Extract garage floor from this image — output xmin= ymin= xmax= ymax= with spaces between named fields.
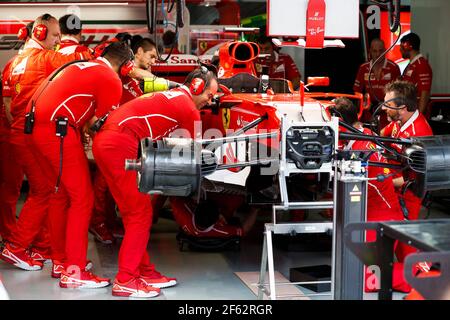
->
xmin=1 ymin=193 xmax=448 ymax=300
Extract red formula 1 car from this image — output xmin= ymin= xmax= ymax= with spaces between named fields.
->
xmin=166 ymin=40 xmax=368 ymax=247
xmin=199 ymin=40 xmax=366 ymax=206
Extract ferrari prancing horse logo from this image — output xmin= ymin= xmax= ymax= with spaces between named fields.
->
xmin=222 ymin=108 xmax=230 ymax=130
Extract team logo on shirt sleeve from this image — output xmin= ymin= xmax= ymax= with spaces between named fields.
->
xmin=391 ymin=126 xmax=398 ymax=137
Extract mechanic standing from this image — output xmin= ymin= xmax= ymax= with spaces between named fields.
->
xmin=353 ymin=38 xmax=401 ymax=128
xmin=0 ymin=14 xmax=92 ymax=271
xmin=57 ymin=14 xmax=91 ymax=55
xmin=0 ymin=22 xmax=51 ymax=261
xmin=381 ymin=80 xmax=433 ymax=272
xmin=0 ymin=69 xmax=17 ymax=246
xmin=92 ymin=67 xmax=218 ymax=298
xmin=0 ymin=23 xmax=33 ymax=247
xmin=399 ymin=33 xmax=433 ymax=116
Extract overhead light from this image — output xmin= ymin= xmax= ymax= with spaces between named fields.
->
xmin=201 ymin=0 xmax=220 ymax=7
xmin=2 ymin=2 xmax=129 ymax=6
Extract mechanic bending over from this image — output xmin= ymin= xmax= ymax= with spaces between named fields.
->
xmin=89 ymin=36 xmax=160 ymax=244
xmin=3 ymin=42 xmax=133 ymax=291
xmin=92 ymin=67 xmax=218 ymax=298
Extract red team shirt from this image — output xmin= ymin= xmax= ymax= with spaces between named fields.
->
xmin=382 ymin=110 xmax=433 ymax=153
xmin=382 ymin=111 xmax=433 ymax=218
xmin=27 ymin=57 xmax=122 ymax=129
xmin=57 ymin=36 xmax=91 ymax=55
xmin=345 ymin=127 xmax=402 ymax=219
xmin=401 ymin=54 xmax=432 ymax=98
xmin=354 ymin=59 xmax=401 ymax=103
xmin=8 ymin=39 xmax=91 ymax=131
xmin=120 ymin=75 xmax=143 ymax=105
xmin=1 ymin=58 xmax=14 ymax=98
xmin=1 ymin=58 xmax=14 ymax=136
xmin=103 ymin=86 xmax=201 ymax=141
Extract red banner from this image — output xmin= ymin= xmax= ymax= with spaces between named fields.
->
xmin=306 ymin=0 xmax=326 ymax=48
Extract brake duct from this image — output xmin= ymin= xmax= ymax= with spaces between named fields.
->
xmin=125 ymin=114 xmax=277 ymax=197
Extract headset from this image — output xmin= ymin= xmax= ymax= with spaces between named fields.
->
xmin=388 ymin=97 xmax=416 ymax=112
xmin=372 ymin=96 xmax=416 ymax=117
xmin=17 ymin=26 xmax=29 ymax=41
xmin=189 ymin=66 xmax=210 ymax=95
xmin=118 ymin=57 xmax=134 ymax=77
xmin=32 ymin=13 xmax=53 ymax=41
xmin=100 ymin=42 xmax=135 ymax=77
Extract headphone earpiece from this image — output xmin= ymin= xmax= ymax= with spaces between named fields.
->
xmin=393 ymin=97 xmax=416 ymax=112
xmin=33 ymin=24 xmax=48 ymax=41
xmin=96 ymin=41 xmax=134 ymax=77
xmin=17 ymin=26 xmax=29 ymax=41
xmin=119 ymin=48 xmax=135 ymax=77
xmin=94 ymin=42 xmax=109 ymax=58
xmin=189 ymin=66 xmax=209 ymax=95
xmin=190 ymin=78 xmax=206 ymax=95
xmin=119 ymin=59 xmax=134 ymax=77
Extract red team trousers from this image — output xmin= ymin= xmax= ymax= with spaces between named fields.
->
xmin=0 ymin=130 xmax=20 ymax=242
xmin=30 ymin=125 xmax=93 ymax=267
xmin=93 ymin=129 xmax=155 ymax=282
xmin=91 ymin=169 xmax=116 ymax=227
xmin=7 ymin=130 xmax=51 ymax=250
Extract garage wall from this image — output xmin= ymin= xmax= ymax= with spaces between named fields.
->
xmin=411 ymin=0 xmax=450 ymax=94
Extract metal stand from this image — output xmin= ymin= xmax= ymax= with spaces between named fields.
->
xmin=257 ymin=114 xmax=368 ymax=300
xmin=257 ymin=117 xmax=337 ymax=300
xmin=331 ymin=160 xmax=367 ymax=300
xmin=257 ymin=220 xmax=334 ymax=300
xmin=344 ymin=219 xmax=450 ymax=300
xmin=257 ymin=160 xmax=368 ymax=300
